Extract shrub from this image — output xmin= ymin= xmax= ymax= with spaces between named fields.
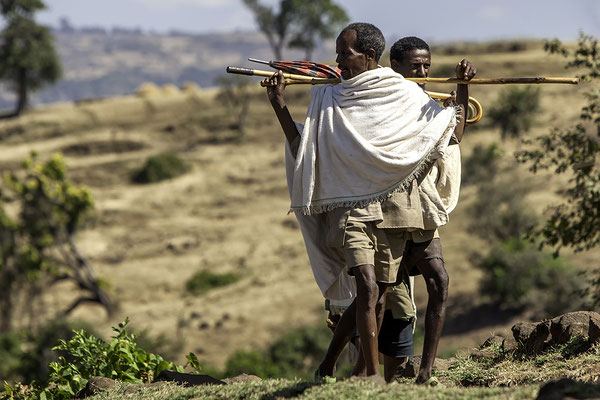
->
xmin=185 ymin=270 xmax=239 ymax=296
xmin=132 ymin=153 xmax=190 ymax=184
xmin=488 ymin=86 xmax=541 ymax=139
xmin=223 ymin=325 xmax=333 ymax=380
xmin=1 ymin=319 xmax=200 ymax=400
xmin=470 ymin=177 xmax=538 ymax=242
xmin=477 ymin=238 xmax=586 ymax=318
xmin=462 ymin=143 xmax=503 ymax=186
xmin=44 ymin=318 xmax=197 ymax=399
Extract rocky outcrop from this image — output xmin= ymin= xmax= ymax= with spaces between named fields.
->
xmin=512 ymin=311 xmax=600 ymax=356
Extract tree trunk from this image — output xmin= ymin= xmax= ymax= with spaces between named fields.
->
xmin=16 ymin=68 xmax=28 ymax=116
xmin=305 ymin=46 xmax=314 ymax=62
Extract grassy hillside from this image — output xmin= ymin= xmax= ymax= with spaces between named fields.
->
xmin=0 ymin=40 xmax=596 ymax=381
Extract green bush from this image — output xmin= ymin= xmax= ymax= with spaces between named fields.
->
xmin=132 ymin=153 xmax=190 ymax=184
xmin=224 ymin=349 xmax=280 ymax=379
xmin=488 ymin=87 xmax=541 ymax=139
xmin=46 ymin=318 xmax=197 ymax=399
xmin=470 ymin=177 xmax=538 ymax=242
xmin=1 ymin=319 xmax=200 ymax=400
xmin=462 ymin=143 xmax=503 ymax=186
xmin=477 ymin=238 xmax=586 ymax=318
xmin=185 ymin=270 xmax=239 ymax=296
xmin=224 ymin=325 xmax=334 ymax=380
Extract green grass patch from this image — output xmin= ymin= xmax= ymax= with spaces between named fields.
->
xmin=86 ymin=378 xmax=540 ymax=400
xmin=132 ymin=153 xmax=190 ymax=184
xmin=185 ymin=270 xmax=239 ymax=296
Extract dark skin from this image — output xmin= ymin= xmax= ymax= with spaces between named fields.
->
xmin=391 ymin=47 xmax=477 ymax=384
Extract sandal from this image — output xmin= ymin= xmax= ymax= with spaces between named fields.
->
xmin=419 ymin=376 xmax=443 ymax=387
xmin=314 ymin=369 xmax=336 ymax=384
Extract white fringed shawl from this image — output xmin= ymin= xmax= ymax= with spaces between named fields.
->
xmin=289 ymin=67 xmax=458 ymax=215
xmin=284 ymin=67 xmax=459 ymax=300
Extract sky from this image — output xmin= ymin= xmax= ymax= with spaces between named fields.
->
xmin=38 ymin=0 xmax=600 ymax=43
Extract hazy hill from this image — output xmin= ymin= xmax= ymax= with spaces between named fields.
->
xmin=0 ymin=30 xmax=336 ymax=110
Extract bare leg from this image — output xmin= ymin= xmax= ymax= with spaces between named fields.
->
xmin=353 ymin=264 xmax=386 ymax=376
xmin=383 ymin=355 xmax=407 ymax=383
xmin=351 ymin=337 xmax=366 ymax=376
xmin=352 ymin=276 xmax=387 ymax=377
xmin=317 ymin=300 xmax=358 ymax=377
xmin=415 ymin=258 xmax=448 ymax=383
xmin=318 ymin=265 xmax=387 ymax=378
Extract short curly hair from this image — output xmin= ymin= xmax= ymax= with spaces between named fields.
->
xmin=340 ymin=22 xmax=386 ymax=62
xmin=390 ymin=36 xmax=430 ymax=63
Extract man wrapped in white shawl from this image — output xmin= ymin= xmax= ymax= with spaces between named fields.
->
xmin=263 ymin=22 xmax=468 ymax=380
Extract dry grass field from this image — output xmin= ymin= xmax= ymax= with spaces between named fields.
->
xmin=0 ymin=43 xmax=597 ymax=371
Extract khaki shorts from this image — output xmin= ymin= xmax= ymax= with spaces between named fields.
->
xmin=406 ymin=229 xmax=439 ymax=243
xmin=342 ymin=217 xmax=406 ymax=284
xmin=402 ymin=237 xmax=444 ymax=276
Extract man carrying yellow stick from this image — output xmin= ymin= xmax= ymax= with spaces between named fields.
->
xmin=263 ymin=22 xmax=472 ymax=381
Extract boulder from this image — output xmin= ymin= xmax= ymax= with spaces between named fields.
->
xmin=512 ymin=321 xmax=551 ymax=356
xmin=550 ymin=311 xmax=600 ymax=345
xmin=589 ymin=316 xmax=600 ymax=345
xmin=480 ymin=335 xmax=505 ymax=349
xmin=512 ymin=321 xmax=538 ymax=343
xmin=536 ymin=378 xmax=600 ymax=400
xmin=502 ymin=335 xmax=518 ymax=352
xmin=75 ymin=377 xmax=120 ymax=398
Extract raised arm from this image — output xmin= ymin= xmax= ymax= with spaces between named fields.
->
xmin=263 ymin=70 xmax=300 ymax=145
xmin=452 ymin=59 xmax=477 ymax=143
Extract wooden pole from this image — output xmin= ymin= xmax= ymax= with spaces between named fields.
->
xmin=226 ymin=66 xmax=579 ymax=85
xmin=409 ymin=77 xmax=579 ymax=85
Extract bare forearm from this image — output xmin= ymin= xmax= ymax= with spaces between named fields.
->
xmin=270 ymin=97 xmax=299 ymax=144
xmin=453 ymin=84 xmax=469 ymax=143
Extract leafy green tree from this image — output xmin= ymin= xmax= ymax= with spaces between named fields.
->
xmin=517 ymin=33 xmax=600 ymax=254
xmin=286 ymin=0 xmax=348 ymax=60
xmin=0 ymin=153 xmax=109 ymax=333
xmin=0 ymin=0 xmax=62 ymax=117
xmin=488 ymin=86 xmax=541 ymax=139
xmin=242 ymin=0 xmax=348 ymax=60
xmin=242 ymin=0 xmax=294 ymax=60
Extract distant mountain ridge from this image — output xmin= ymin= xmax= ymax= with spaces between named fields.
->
xmin=0 ymin=30 xmax=335 ymax=110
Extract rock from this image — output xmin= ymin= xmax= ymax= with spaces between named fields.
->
xmin=480 ymin=335 xmax=505 ymax=349
xmin=75 ymin=377 xmax=119 ymax=398
xmin=153 ymin=370 xmax=227 ymax=387
xmin=536 ymin=378 xmax=600 ymax=400
xmin=550 ymin=311 xmax=600 ymax=345
xmin=589 ymin=316 xmax=600 ymax=345
xmin=512 ymin=322 xmax=538 ymax=343
xmin=512 ymin=321 xmax=551 ymax=356
xmin=502 ymin=336 xmax=518 ymax=352
xmin=223 ymin=373 xmax=262 ymax=384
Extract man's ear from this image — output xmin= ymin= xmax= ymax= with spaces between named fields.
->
xmin=390 ymin=59 xmax=400 ymax=71
xmin=365 ymin=48 xmax=377 ymax=61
